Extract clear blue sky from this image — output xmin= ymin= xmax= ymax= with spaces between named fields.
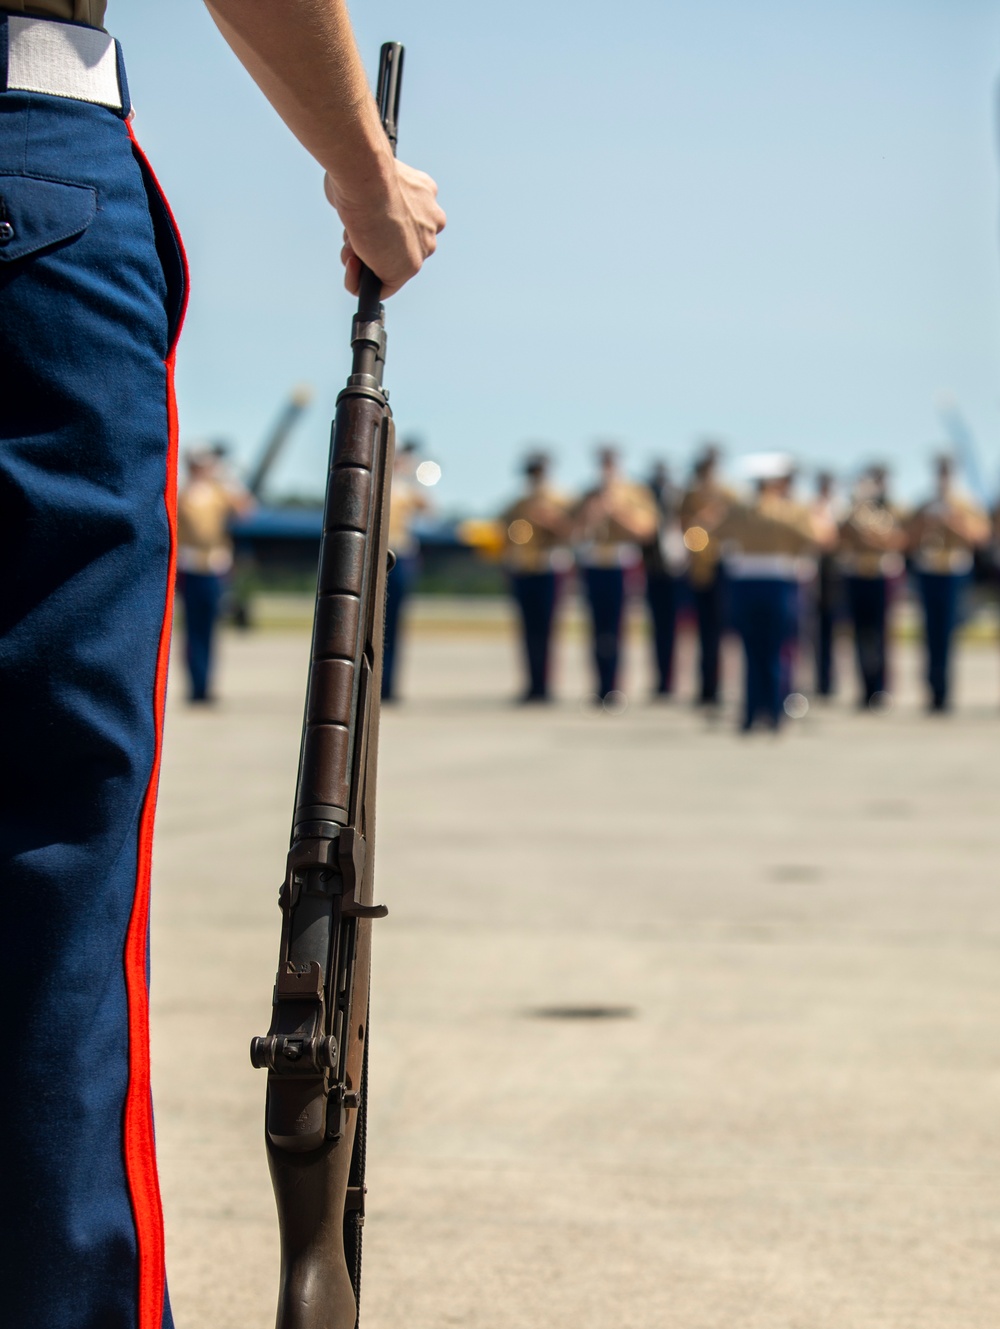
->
xmin=114 ymin=1 xmax=1000 ymax=509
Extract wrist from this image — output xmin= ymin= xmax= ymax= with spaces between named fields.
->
xmin=323 ymin=115 xmax=396 ymax=217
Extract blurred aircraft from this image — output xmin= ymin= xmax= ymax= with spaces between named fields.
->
xmin=938 ymin=397 xmax=990 ymax=508
xmin=245 ymin=384 xmax=314 ymax=499
xmin=225 ymin=385 xmax=317 ymax=626
xmin=227 ymin=402 xmax=481 ymax=619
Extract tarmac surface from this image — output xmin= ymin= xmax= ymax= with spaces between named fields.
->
xmin=154 ymin=599 xmax=1000 ymax=1328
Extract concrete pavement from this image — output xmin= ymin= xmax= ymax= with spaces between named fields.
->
xmin=153 ymin=604 xmax=1000 ymax=1328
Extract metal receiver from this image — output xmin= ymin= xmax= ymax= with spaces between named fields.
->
xmin=251 ymin=42 xmax=404 ymax=1329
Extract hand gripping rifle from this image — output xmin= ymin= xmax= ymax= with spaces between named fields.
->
xmin=250 ymin=42 xmax=404 ymax=1329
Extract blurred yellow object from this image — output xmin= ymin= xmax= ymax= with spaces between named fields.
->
xmin=684 ymin=525 xmax=710 ymax=553
xmin=457 ymin=518 xmax=506 ymax=561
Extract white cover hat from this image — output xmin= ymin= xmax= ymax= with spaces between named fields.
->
xmin=737 ymin=451 xmax=796 ymax=481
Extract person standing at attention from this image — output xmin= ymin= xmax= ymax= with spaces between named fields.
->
xmin=382 ymin=440 xmax=432 ymax=701
xmin=176 ymin=448 xmax=254 ymax=703
xmin=680 ymin=446 xmax=732 ymax=710
xmin=641 ymin=458 xmax=687 ymax=698
xmin=0 ymin=3 xmax=445 ymax=1326
xmin=837 ymin=464 xmax=906 ymax=709
xmin=500 ymin=451 xmax=572 ymax=702
xmin=709 ymin=455 xmax=819 ymax=732
xmin=810 ymin=471 xmax=841 ymax=699
xmin=573 ymin=446 xmax=657 ymax=704
xmin=907 ymin=455 xmax=989 ymax=712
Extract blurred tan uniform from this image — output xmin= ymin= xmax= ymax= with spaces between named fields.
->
xmin=907 ymin=494 xmax=988 ymax=575
xmin=680 ymin=470 xmax=735 ymax=706
xmin=907 ymin=476 xmax=988 ymax=711
xmin=501 ymin=471 xmax=571 ymax=701
xmin=990 ymin=501 xmax=1000 ymax=585
xmin=716 ymin=486 xmax=817 ymax=730
xmin=0 ymin=1 xmax=105 ymax=23
xmin=838 ymin=498 xmax=906 ymax=578
xmin=574 ymin=469 xmax=656 ymax=699
xmin=500 ymin=488 xmax=571 ymax=573
xmin=176 ymin=461 xmax=252 ymax=703
xmin=836 ymin=491 xmax=904 ymax=707
xmin=176 ymin=475 xmax=244 ymax=575
xmin=573 ymin=479 xmax=657 ymax=568
xmin=382 ymin=460 xmax=429 ymax=700
xmin=714 ymin=491 xmax=816 ymax=568
xmin=387 ymin=480 xmax=427 ymax=560
xmin=679 ymin=478 xmax=731 ymax=588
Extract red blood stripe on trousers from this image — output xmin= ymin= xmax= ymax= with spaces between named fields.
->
xmin=122 ymin=124 xmax=189 ymax=1329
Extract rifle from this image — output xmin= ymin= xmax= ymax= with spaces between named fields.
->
xmin=250 ymin=42 xmax=404 ymax=1329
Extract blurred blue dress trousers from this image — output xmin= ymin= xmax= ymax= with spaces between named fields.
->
xmin=731 ymin=576 xmax=798 ymax=730
xmin=918 ymin=572 xmax=965 ymax=711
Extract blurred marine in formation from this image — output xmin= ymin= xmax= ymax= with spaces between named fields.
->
xmin=176 ymin=449 xmax=254 ymax=703
xmin=809 ymin=472 xmax=841 ymax=698
xmin=837 ymin=464 xmax=905 ymax=708
xmin=500 ymin=453 xmax=571 ymax=702
xmin=382 ymin=440 xmax=430 ymax=701
xmin=906 ymin=455 xmax=989 ymax=712
xmin=711 ymin=455 xmax=817 ymax=731
xmin=573 ymin=447 xmax=657 ymax=701
xmin=641 ymin=460 xmax=687 ymax=697
xmin=680 ymin=447 xmax=730 ymax=708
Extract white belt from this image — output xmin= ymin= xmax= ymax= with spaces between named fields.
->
xmin=838 ymin=550 xmax=904 ymax=579
xmin=914 ymin=548 xmax=973 ymax=576
xmin=727 ymin=552 xmax=800 ymax=579
xmin=576 ymin=541 xmax=641 ymax=570
xmin=5 ymin=16 xmax=123 ymax=111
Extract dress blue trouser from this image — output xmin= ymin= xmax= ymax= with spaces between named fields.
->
xmin=846 ymin=575 xmax=888 ymax=703
xmin=179 ymin=570 xmax=225 ymax=701
xmin=691 ymin=571 xmax=725 ymax=703
xmin=583 ymin=566 xmax=625 ymax=697
xmin=645 ymin=572 xmax=678 ymax=693
xmin=731 ymin=577 xmax=797 ymax=729
xmin=382 ymin=553 xmax=416 ymax=699
xmin=510 ymin=570 xmax=557 ymax=697
xmin=815 ymin=605 xmax=835 ymax=696
xmin=0 ymin=28 xmax=185 ymax=1329
xmin=814 ymin=560 xmax=838 ymax=697
xmin=918 ymin=572 xmax=964 ymax=707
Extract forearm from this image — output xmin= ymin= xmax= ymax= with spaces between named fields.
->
xmin=204 ymin=0 xmax=394 ymax=206
xmin=949 ymin=513 xmax=989 ymax=545
xmin=607 ymin=510 xmax=655 ymax=542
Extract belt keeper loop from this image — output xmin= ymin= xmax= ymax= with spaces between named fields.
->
xmin=114 ymin=37 xmax=130 ymax=120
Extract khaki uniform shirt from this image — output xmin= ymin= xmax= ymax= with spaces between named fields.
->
xmin=715 ymin=492 xmax=816 ymax=575
xmin=500 ymin=486 xmax=571 ymax=574
xmin=177 ymin=479 xmax=241 ymax=576
xmin=680 ymin=481 xmax=733 ymax=587
xmin=907 ymin=494 xmax=987 ymax=575
xmin=1 ymin=1 xmax=106 ymax=25
xmin=387 ymin=480 xmax=426 ymax=560
xmin=573 ymin=480 xmax=657 ymax=569
xmin=838 ymin=500 xmax=905 ymax=578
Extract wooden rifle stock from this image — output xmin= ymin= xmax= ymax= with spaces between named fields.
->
xmin=250 ymin=42 xmax=404 ymax=1329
